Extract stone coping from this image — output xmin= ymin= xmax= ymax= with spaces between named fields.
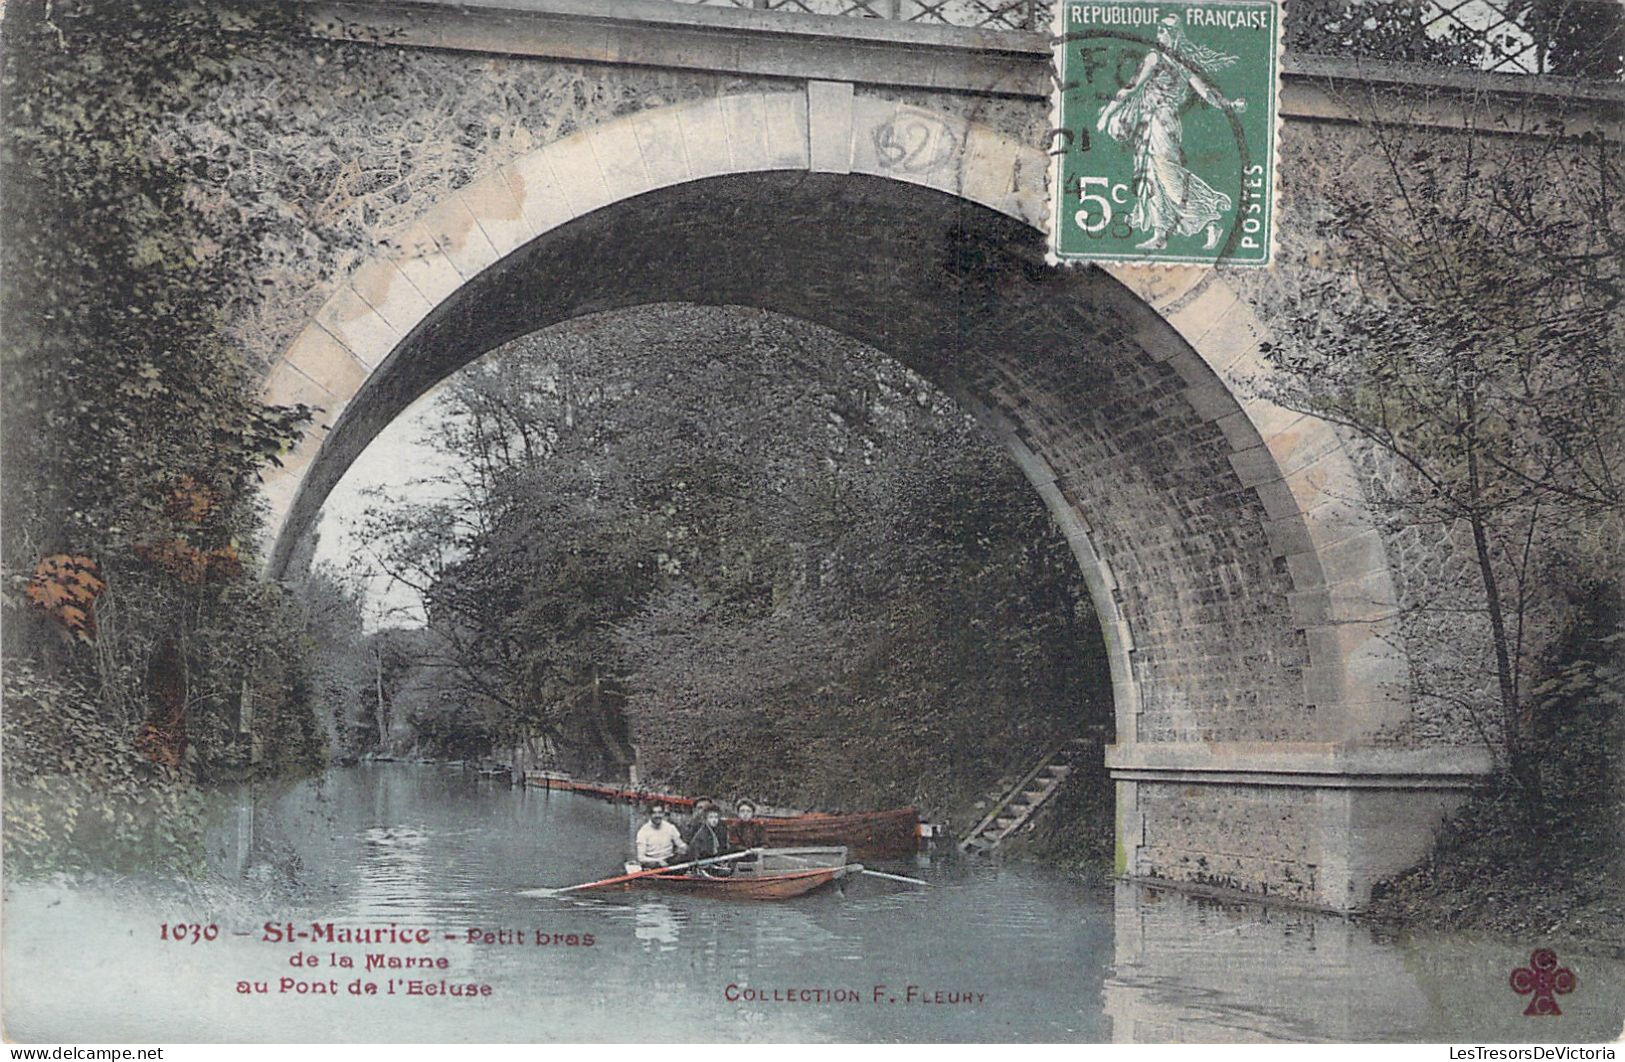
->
xmin=1107 ymin=741 xmax=1496 ymax=788
xmin=380 ymin=0 xmax=1041 ymax=50
xmin=302 ymin=0 xmax=1625 ymax=116
xmin=307 ymin=0 xmax=1039 ymax=96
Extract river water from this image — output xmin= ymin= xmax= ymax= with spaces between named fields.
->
xmin=4 ymin=765 xmax=1621 ymax=1042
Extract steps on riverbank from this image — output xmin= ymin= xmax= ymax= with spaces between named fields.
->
xmin=958 ymin=737 xmax=1093 ymax=855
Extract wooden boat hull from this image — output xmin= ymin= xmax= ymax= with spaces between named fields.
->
xmin=736 ymin=807 xmax=918 ymax=856
xmin=521 ymin=771 xmax=917 ymax=855
xmin=623 ymin=863 xmax=860 ymax=900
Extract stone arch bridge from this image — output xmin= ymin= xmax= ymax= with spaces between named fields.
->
xmin=222 ymin=0 xmax=1621 ymax=910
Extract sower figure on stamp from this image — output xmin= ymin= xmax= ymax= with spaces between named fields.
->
xmin=1097 ymin=12 xmax=1246 ymax=251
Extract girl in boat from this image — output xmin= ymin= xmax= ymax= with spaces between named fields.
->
xmin=687 ymin=806 xmax=733 ymax=877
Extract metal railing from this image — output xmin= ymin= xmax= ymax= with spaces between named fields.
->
xmin=1287 ymin=0 xmax=1625 ymax=77
xmin=675 ymin=0 xmax=1625 ymax=77
xmin=687 ymin=0 xmax=1052 ymax=32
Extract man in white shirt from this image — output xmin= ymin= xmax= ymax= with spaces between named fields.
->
xmin=635 ymin=803 xmax=688 ymax=869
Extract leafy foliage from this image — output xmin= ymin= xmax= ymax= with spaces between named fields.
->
xmin=353 ymin=306 xmax=1111 ymax=822
xmin=1287 ymin=0 xmax=1624 ymax=76
xmin=1265 ymin=117 xmax=1621 ymax=797
xmin=1288 ymin=0 xmax=1483 ymax=66
xmin=1370 ymin=589 xmax=1623 ymax=938
xmin=1 ymin=0 xmax=338 ymax=875
xmin=1 ymin=663 xmax=207 ymax=877
xmin=24 ymin=554 xmax=107 ymax=642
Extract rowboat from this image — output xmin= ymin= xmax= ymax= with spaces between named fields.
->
xmin=624 ymin=863 xmax=861 ymax=899
xmin=530 ymin=845 xmax=926 ymax=901
xmin=618 ymin=847 xmax=861 ymax=900
xmin=732 ymin=806 xmax=919 ymax=857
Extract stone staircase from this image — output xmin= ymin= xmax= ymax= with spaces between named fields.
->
xmin=959 ymin=737 xmax=1092 ymax=855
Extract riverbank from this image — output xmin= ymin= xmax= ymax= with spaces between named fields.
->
xmin=1355 ymin=589 xmax=1625 ymax=954
xmin=1366 ymin=699 xmax=1623 ymax=951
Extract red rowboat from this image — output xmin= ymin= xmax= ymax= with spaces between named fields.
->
xmin=732 ymin=806 xmax=918 ymax=857
xmin=623 ymin=863 xmax=860 ymax=899
xmin=617 ymin=847 xmax=859 ymax=900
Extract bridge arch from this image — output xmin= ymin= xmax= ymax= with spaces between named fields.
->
xmin=259 ymin=89 xmax=1482 ymax=908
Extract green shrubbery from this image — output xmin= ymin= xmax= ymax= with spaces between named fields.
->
xmin=1370 ymin=583 xmax=1624 ymax=941
xmin=1 ymin=1 xmax=338 ymax=877
xmin=1 ymin=663 xmax=207 ymax=877
xmin=357 ymin=306 xmax=1113 ymax=822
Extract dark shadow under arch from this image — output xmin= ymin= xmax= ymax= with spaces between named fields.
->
xmin=275 ymin=170 xmax=1315 ymax=749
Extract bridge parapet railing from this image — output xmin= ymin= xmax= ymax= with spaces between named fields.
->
xmin=1286 ymin=0 xmax=1623 ymax=77
xmin=685 ymin=0 xmax=1049 ymax=32
xmin=676 ymin=0 xmax=1624 ymax=78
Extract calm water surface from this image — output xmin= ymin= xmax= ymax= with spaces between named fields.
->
xmin=4 ymin=766 xmax=1621 ymax=1042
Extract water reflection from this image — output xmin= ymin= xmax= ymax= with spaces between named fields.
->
xmin=634 ymin=901 xmax=681 ymax=950
xmin=356 ymin=827 xmax=430 ymax=919
xmin=1107 ymin=882 xmax=1624 ymax=1042
xmin=3 ymin=765 xmax=1620 ymax=1043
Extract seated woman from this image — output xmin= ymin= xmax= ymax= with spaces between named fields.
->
xmin=724 ymin=799 xmax=767 ymax=872
xmin=730 ymin=799 xmax=767 ymax=851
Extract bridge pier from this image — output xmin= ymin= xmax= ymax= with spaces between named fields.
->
xmin=1110 ymin=744 xmax=1493 ymax=909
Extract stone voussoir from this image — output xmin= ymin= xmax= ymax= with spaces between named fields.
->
xmin=280 ymin=324 xmax=368 ymax=401
xmin=347 ymin=257 xmax=437 ymax=338
xmin=456 ymin=172 xmax=540 ymax=260
xmin=312 ymin=287 xmax=399 ymax=371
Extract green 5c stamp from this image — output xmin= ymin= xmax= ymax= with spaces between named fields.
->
xmin=1050 ymin=0 xmax=1280 ymax=266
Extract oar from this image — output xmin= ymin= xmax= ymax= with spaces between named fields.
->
xmin=769 ymin=849 xmax=931 ymax=887
xmin=526 ymin=849 xmax=759 ymax=897
xmin=858 ymin=868 xmax=931 ymax=886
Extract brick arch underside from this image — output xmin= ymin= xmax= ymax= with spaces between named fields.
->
xmin=269 ymin=171 xmax=1382 ymax=748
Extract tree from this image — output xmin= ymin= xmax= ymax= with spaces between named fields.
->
xmin=355 ymin=349 xmax=666 ymax=765
xmin=1264 ymin=116 xmax=1622 ymax=799
xmin=0 ymin=4 xmax=370 ymax=879
xmin=286 ymin=562 xmax=373 ymax=751
xmin=1511 ymin=0 xmax=1625 ymax=78
xmin=1287 ymin=0 xmax=1483 ymax=66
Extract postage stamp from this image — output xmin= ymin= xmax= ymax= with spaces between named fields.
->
xmin=1049 ymin=0 xmax=1281 ymax=266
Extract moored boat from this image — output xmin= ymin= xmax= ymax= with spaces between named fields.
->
xmin=733 ymin=806 xmax=918 ymax=857
xmin=520 ymin=771 xmax=918 ymax=854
